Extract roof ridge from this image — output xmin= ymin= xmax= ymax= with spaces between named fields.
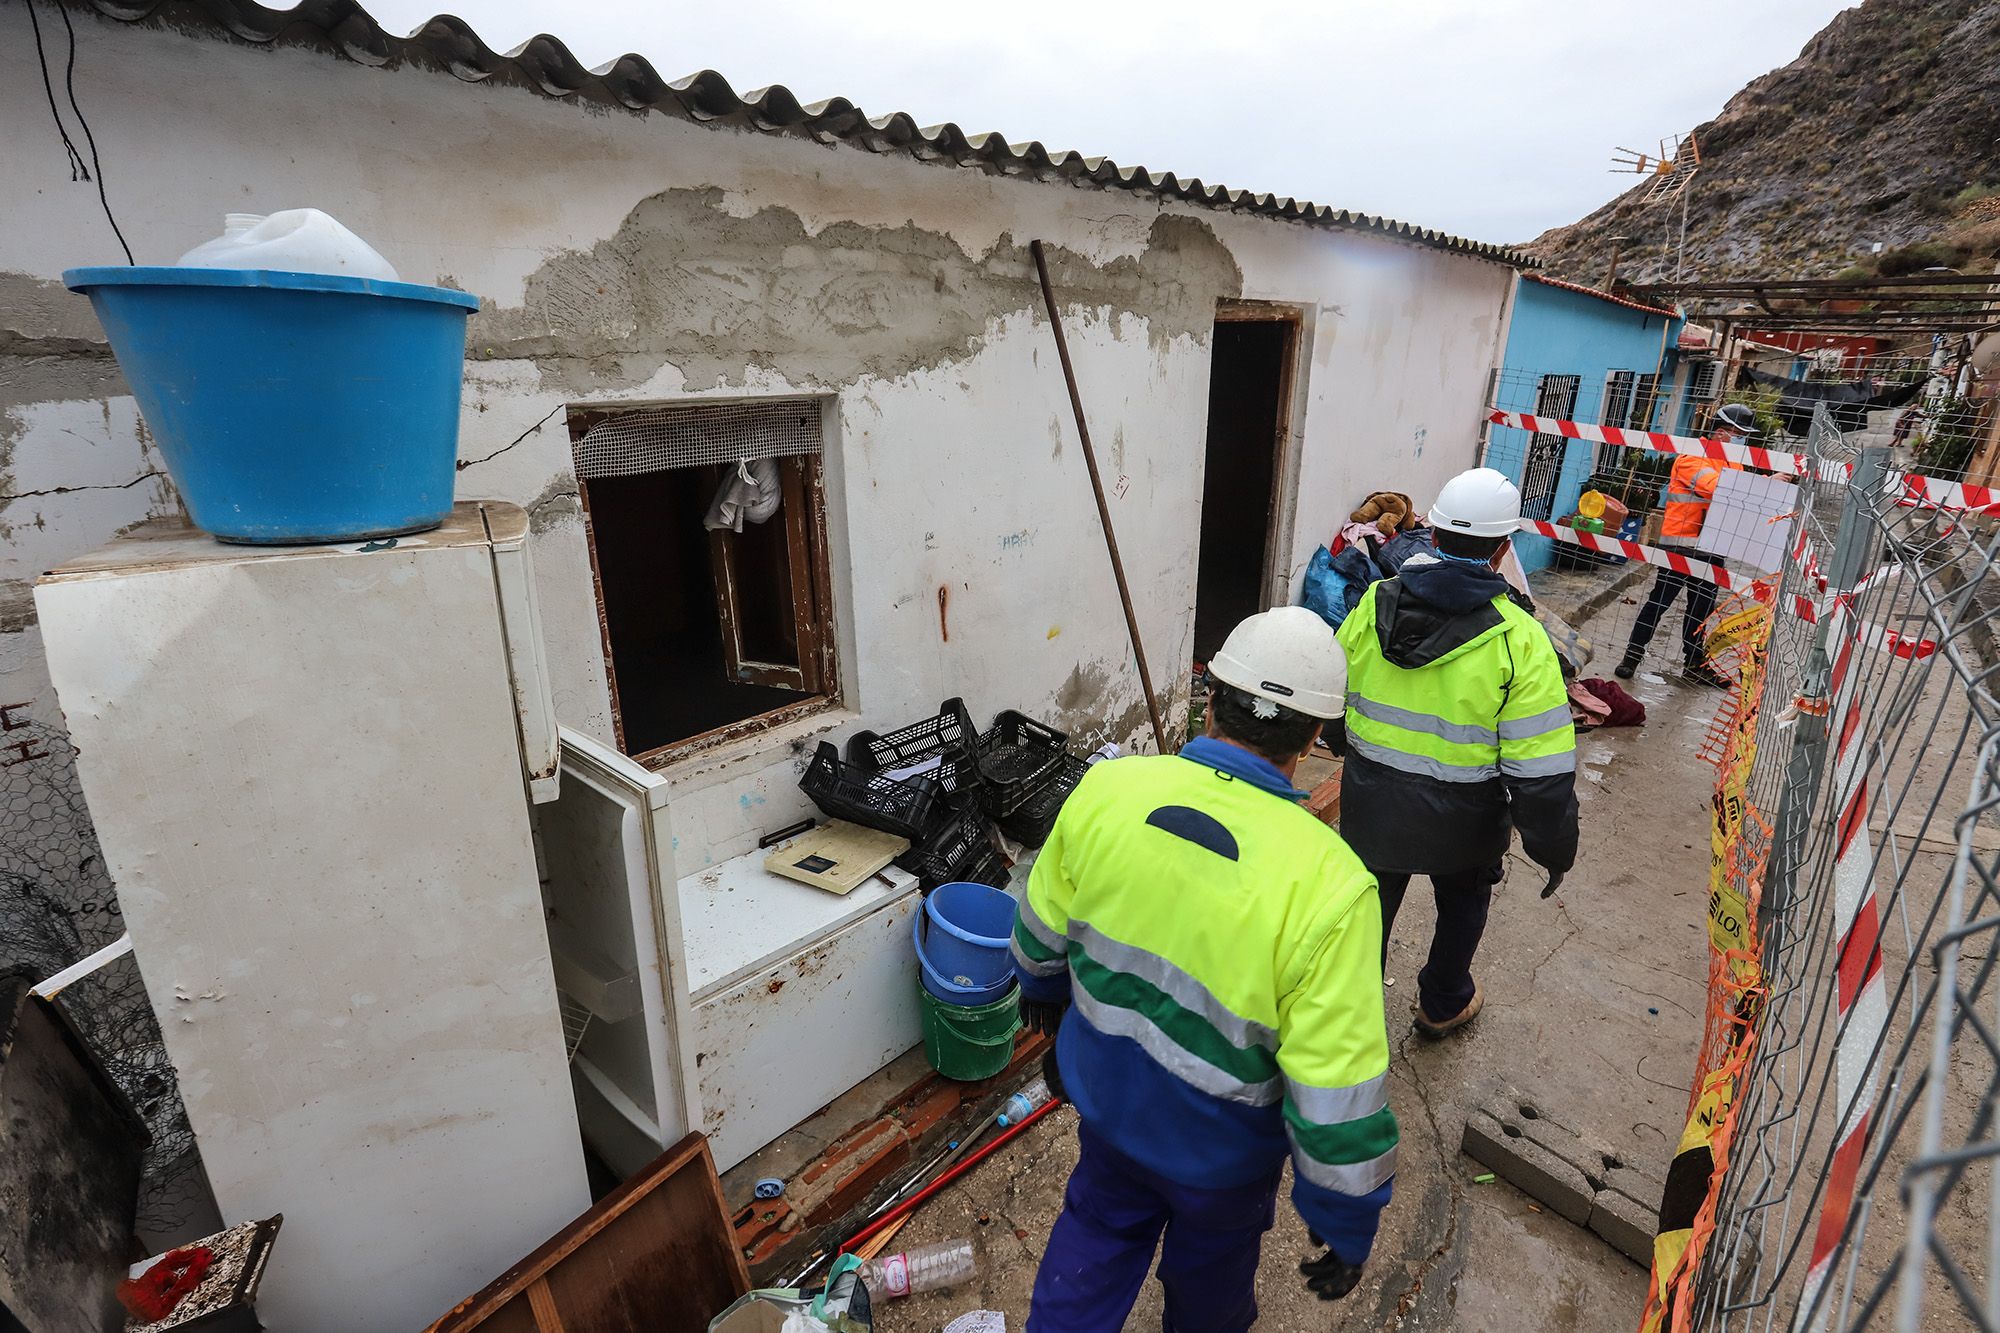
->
xmin=79 ymin=0 xmax=1535 ymax=266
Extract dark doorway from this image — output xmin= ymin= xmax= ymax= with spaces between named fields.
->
xmin=1194 ymin=313 xmax=1298 ymax=663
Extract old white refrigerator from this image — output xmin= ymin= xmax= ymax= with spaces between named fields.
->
xmin=33 ymin=501 xmax=694 ymax=1330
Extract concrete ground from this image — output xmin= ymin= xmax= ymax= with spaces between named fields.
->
xmin=875 ymin=592 xmax=1725 ymax=1331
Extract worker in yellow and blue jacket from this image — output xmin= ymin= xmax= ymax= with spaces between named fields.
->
xmin=1013 ymin=607 xmax=1394 ymax=1332
xmin=1334 ymin=467 xmax=1579 ymax=1039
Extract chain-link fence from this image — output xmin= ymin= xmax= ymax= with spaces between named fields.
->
xmin=1617 ymin=403 xmax=2000 ymax=1331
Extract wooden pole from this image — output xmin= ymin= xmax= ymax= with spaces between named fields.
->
xmin=1029 ymin=240 xmax=1171 ymax=755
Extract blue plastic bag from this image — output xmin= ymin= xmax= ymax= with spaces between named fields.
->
xmin=1302 ymin=545 xmax=1350 ymax=628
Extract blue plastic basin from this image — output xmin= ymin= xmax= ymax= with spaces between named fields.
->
xmin=913 ymin=881 xmax=1017 ymax=1005
xmin=64 ymin=267 xmax=481 ymax=544
xmin=913 ymin=910 xmax=1015 ymax=1007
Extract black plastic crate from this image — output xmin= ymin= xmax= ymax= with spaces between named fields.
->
xmin=958 ymin=847 xmax=1012 ymax=891
xmin=847 ymin=698 xmax=983 ymax=805
xmin=997 ymin=752 xmax=1090 ymax=848
xmin=896 ymin=803 xmax=998 ymax=889
xmin=799 ymin=742 xmax=950 ymax=842
xmin=975 ymin=711 xmax=1069 ymax=817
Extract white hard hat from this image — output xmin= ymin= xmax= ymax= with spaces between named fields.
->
xmin=1207 ymin=606 xmax=1347 ymax=720
xmin=1429 ymin=467 xmax=1523 ymax=537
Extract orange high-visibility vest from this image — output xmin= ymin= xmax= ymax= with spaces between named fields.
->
xmin=1660 ymin=453 xmax=1742 ymax=548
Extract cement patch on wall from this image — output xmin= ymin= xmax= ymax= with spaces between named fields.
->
xmin=472 ymin=187 xmax=1243 ymax=395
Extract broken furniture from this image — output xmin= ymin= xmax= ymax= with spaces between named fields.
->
xmin=0 ymin=986 xmax=281 ymax=1332
xmin=427 ymin=1133 xmax=748 ymax=1332
xmin=0 ymin=990 xmax=147 ymax=1331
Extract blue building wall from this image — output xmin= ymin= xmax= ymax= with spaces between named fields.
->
xmin=1485 ymin=277 xmax=1681 ymax=573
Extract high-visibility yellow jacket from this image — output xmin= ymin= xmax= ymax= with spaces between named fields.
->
xmin=1011 ymin=737 xmax=1396 ymax=1262
xmin=1335 ymin=559 xmax=1579 ymax=876
xmin=1661 ymin=453 xmax=1742 ymax=547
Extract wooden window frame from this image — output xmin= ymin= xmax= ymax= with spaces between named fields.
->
xmin=570 ymin=409 xmax=840 ymax=773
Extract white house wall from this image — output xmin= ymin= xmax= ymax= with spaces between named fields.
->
xmin=0 ymin=13 xmax=1513 ymax=921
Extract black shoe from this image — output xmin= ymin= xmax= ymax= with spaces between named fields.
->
xmin=1683 ymin=661 xmax=1732 ymax=689
xmin=1614 ymin=653 xmax=1640 ymax=681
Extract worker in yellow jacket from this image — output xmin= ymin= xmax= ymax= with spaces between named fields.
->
xmin=1614 ymin=402 xmax=1756 ymax=687
xmin=1334 ymin=467 xmax=1578 ymax=1038
xmin=1014 ymin=607 xmax=1393 ymax=1331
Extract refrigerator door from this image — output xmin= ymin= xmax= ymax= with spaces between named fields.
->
xmin=479 ymin=501 xmax=561 ymax=803
xmin=35 ymin=507 xmax=588 ymax=1333
xmin=537 ymin=728 xmax=700 ymax=1179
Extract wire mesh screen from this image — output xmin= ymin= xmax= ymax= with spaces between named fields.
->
xmin=572 ymin=398 xmax=823 ymax=479
xmin=1624 ymin=403 xmax=2000 ymax=1331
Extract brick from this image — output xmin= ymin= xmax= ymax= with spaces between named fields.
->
xmin=1461 ymin=1109 xmax=1595 ymax=1225
xmin=1303 ymin=778 xmax=1340 ymax=827
xmin=1587 ymin=1184 xmax=1658 ymax=1267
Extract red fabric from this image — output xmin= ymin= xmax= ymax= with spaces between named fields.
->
xmin=117 ymin=1245 xmax=216 ymax=1321
xmin=1579 ymin=678 xmax=1646 ymax=727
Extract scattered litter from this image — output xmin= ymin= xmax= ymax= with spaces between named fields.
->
xmin=1384 ymin=977 xmax=1395 ymax=987
xmin=1473 ymin=1172 xmax=1496 ymax=1183
xmin=1648 ymin=1007 xmax=1660 ymax=1015
xmin=943 ymin=1311 xmax=1007 ymax=1333
xmin=754 ymin=1177 xmax=786 ymax=1200
xmin=1528 ymin=1203 xmax=1543 ymax=1214
xmin=977 ymin=1212 xmax=992 ymax=1226
xmin=1013 ymin=1228 xmax=1029 ymax=1241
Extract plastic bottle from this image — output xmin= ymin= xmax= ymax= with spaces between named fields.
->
xmin=857 ymin=1238 xmax=977 ymax=1299
xmin=175 ymin=209 xmax=400 ymax=282
xmin=997 ymin=1076 xmax=1052 ymax=1127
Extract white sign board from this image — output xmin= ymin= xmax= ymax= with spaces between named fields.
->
xmin=1697 ymin=469 xmax=1799 ymax=574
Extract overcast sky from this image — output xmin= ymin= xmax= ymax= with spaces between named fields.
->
xmin=362 ymin=0 xmax=1855 ymax=243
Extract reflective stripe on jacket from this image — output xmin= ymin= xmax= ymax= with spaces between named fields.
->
xmin=1336 ymin=580 xmax=1579 ymax=875
xmin=1010 ymin=748 xmax=1396 ymax=1262
xmin=1660 ymin=453 xmax=1741 ymax=547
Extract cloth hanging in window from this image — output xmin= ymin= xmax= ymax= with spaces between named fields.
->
xmin=703 ymin=457 xmax=782 ymax=532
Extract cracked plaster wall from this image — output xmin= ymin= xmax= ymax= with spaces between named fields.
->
xmin=0 ymin=14 xmax=1513 ymax=904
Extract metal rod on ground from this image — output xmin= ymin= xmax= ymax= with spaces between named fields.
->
xmin=1029 ymin=239 xmax=1170 ymax=754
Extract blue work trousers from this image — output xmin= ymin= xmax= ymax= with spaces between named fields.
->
xmin=1028 ymin=1123 xmax=1280 ymax=1333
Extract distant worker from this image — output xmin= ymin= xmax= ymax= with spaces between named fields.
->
xmin=1013 ymin=607 xmax=1395 ymax=1331
xmin=1613 ymin=403 xmax=1756 ymax=688
xmin=1332 ymin=467 xmax=1578 ymax=1039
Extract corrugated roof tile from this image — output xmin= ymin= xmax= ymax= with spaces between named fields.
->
xmin=78 ymin=0 xmax=1535 ymax=266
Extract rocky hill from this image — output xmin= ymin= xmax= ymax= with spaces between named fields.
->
xmin=1526 ymin=0 xmax=2000 ymax=283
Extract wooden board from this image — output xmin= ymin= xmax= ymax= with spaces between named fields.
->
xmin=763 ymin=820 xmax=909 ymax=895
xmin=425 ymin=1134 xmax=748 ymax=1333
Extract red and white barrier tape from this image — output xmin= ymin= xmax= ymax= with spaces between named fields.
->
xmin=1486 ymin=410 xmax=1838 ymax=479
xmin=1524 ymin=521 xmax=1938 ymax=660
xmin=1519 ymin=520 xmax=1766 ymax=595
xmin=1489 ymin=409 xmax=2000 ymax=514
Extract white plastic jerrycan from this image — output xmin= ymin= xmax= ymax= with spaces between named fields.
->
xmin=176 ymin=209 xmax=400 ymax=282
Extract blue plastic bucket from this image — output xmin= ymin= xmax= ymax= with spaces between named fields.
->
xmin=912 ymin=910 xmax=1014 ymax=1006
xmin=63 ymin=267 xmax=481 ymax=544
xmin=917 ymin=881 xmax=1016 ymax=996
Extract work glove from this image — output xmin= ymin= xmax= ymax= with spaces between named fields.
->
xmin=1021 ymin=995 xmax=1068 ymax=1036
xmin=1041 ymin=1041 xmax=1067 ymax=1103
xmin=1540 ymin=869 xmax=1566 ymax=900
xmin=1301 ymin=1233 xmax=1364 ymax=1301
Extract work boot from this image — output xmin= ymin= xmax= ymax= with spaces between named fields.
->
xmin=1413 ymin=984 xmax=1482 ymax=1040
xmin=1614 ymin=649 xmax=1642 ymax=680
xmin=1682 ymin=660 xmax=1733 ymax=689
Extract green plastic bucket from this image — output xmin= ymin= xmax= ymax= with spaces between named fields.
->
xmin=919 ymin=979 xmax=1021 ymax=1081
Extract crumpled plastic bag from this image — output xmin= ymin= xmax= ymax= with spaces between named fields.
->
xmin=704 ymin=457 xmax=783 ymax=532
xmin=1301 ymin=545 xmax=1350 ymax=628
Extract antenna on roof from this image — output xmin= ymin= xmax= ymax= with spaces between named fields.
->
xmin=1610 ymin=130 xmax=1701 ymax=281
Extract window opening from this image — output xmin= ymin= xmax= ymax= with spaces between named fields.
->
xmin=1520 ymin=374 xmax=1580 ymax=522
xmin=570 ymin=400 xmax=836 ymax=762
